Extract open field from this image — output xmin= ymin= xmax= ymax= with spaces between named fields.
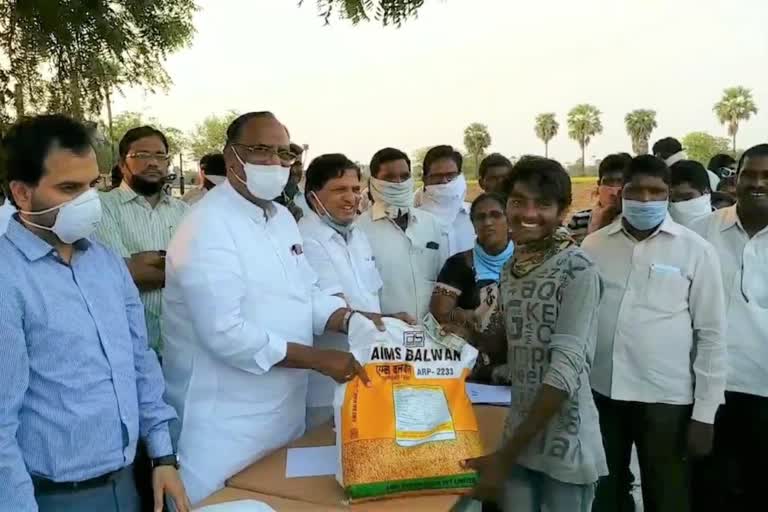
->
xmin=466 ymin=177 xmax=597 ymax=219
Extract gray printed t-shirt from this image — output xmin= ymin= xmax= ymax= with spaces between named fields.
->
xmin=499 ymin=246 xmax=607 ymax=485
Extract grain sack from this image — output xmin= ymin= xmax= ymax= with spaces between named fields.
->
xmin=334 ymin=316 xmax=482 ymax=502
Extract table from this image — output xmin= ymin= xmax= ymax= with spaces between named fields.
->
xmin=225 ymin=405 xmax=507 ymax=510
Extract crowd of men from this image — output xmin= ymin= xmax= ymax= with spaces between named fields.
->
xmin=0 ymin=111 xmax=765 ymax=512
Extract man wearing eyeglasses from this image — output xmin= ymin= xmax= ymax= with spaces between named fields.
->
xmin=161 ymin=111 xmax=393 ymax=505
xmin=95 ymin=126 xmax=189 ymax=357
xmin=690 ymin=144 xmax=768 ymax=511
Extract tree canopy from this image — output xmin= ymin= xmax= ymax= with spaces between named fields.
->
xmin=0 ymin=1 xmax=196 ymax=123
xmin=567 ymin=104 xmax=602 ymax=173
xmin=187 ymin=111 xmax=240 ymax=160
xmin=624 ymin=109 xmax=657 ymax=155
xmin=534 ymin=113 xmax=559 ymax=158
xmin=463 ymin=122 xmax=492 ymax=174
xmin=713 ymin=86 xmax=758 ymax=151
xmin=308 ymin=0 xmax=425 ymax=25
xmin=681 ymin=132 xmax=731 ymax=165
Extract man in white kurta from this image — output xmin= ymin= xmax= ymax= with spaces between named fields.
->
xmin=298 ymin=153 xmax=385 ymax=428
xmin=162 ymin=112 xmax=373 ymax=505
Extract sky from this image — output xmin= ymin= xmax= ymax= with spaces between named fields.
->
xmin=113 ymin=0 xmax=768 ymax=165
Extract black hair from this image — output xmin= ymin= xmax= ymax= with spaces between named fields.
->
xmin=305 ymin=154 xmax=361 ymax=207
xmin=201 ymin=153 xmax=226 ymax=177
xmin=3 ymin=114 xmax=93 ymax=192
xmin=624 ymin=155 xmax=670 ymax=185
xmin=119 ymin=126 xmax=169 ymax=160
xmin=651 ymin=137 xmax=683 ymax=160
xmin=598 ymin=153 xmax=632 ymax=180
xmin=737 ymin=144 xmax=768 ymax=174
xmin=707 ymin=153 xmax=736 ymax=172
xmin=111 ymin=165 xmax=123 ymax=188
xmin=422 ymin=145 xmax=463 ymax=177
xmin=479 ymin=153 xmax=512 ymax=180
xmin=711 ymin=191 xmax=737 ymax=208
xmin=670 ymin=160 xmax=711 ymax=193
xmin=369 ymin=147 xmax=410 ymax=178
xmin=470 ymin=192 xmax=507 ymax=221
xmin=503 ymin=157 xmax=572 ymax=212
xmin=225 ymin=111 xmax=277 ymax=144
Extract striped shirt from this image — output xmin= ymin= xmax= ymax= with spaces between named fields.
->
xmin=95 ymin=182 xmax=188 ymax=353
xmin=0 ymin=219 xmax=176 ymax=512
xmin=567 ymin=208 xmax=592 ymax=242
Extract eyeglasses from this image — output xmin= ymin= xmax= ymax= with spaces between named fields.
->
xmin=719 ymin=167 xmax=737 ymax=178
xmin=472 ymin=211 xmax=506 ymax=222
xmin=231 ymin=144 xmax=298 ymax=166
xmin=127 ymin=152 xmax=172 ymax=163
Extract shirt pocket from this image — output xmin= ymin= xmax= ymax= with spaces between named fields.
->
xmin=360 ymin=257 xmax=384 ymax=294
xmin=645 ymin=264 xmax=690 ymax=312
xmin=412 ymin=243 xmax=440 ymax=285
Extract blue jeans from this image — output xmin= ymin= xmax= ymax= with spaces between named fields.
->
xmin=35 ymin=467 xmax=140 ymax=512
xmin=503 ymin=465 xmax=595 ymax=512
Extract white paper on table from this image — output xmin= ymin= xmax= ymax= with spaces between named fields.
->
xmin=285 ymin=445 xmax=338 ymax=478
xmin=465 ymin=383 xmax=511 ymax=405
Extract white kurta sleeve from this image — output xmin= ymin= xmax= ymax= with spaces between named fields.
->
xmin=174 ymin=239 xmax=288 ymax=375
xmin=689 ymin=243 xmax=727 ymax=424
xmin=304 ymin=256 xmax=346 ymax=336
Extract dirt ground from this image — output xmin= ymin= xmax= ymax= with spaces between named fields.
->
xmin=467 ymin=181 xmax=596 ymax=220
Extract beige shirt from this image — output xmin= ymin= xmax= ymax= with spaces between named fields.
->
xmin=690 ymin=207 xmax=768 ymax=397
xmin=357 ymin=203 xmax=446 ymax=321
xmin=95 ymin=182 xmax=189 ymax=353
xmin=582 ymin=215 xmax=726 ymax=423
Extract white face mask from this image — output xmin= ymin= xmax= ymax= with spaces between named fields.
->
xmin=205 ymin=175 xmax=226 ymax=187
xmin=421 ymin=175 xmax=467 ymax=224
xmin=369 ymin=177 xmax=415 ymax=218
xmin=232 ymin=149 xmax=290 ymax=200
xmin=669 ymin=194 xmax=712 ymax=226
xmin=20 ymin=188 xmax=102 ymax=243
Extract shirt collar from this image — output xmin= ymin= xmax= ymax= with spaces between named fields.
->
xmin=607 ymin=213 xmax=682 ymax=238
xmin=304 ymin=209 xmax=343 ymax=242
xmin=370 ymin=202 xmax=417 ymax=225
xmin=117 ymin=181 xmax=171 ymax=207
xmin=4 ymin=216 xmax=90 ymax=262
xmin=220 ymin=180 xmax=276 ymax=223
xmin=719 ymin=205 xmax=740 ymax=232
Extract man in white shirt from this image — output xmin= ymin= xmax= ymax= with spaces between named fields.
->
xmin=689 ymin=144 xmax=768 ymax=511
xmin=668 ymin=159 xmax=713 ymax=227
xmin=182 ymin=153 xmax=227 ymax=205
xmin=0 ymin=193 xmax=16 ymax=235
xmin=418 ymin=145 xmax=474 ymax=257
xmin=299 ymin=153 xmax=414 ymax=428
xmin=161 ymin=112 xmax=386 ymax=505
xmin=654 ymin=136 xmax=720 ymax=191
xmin=583 ymin=155 xmax=726 ymax=512
xmin=357 ymin=147 xmax=446 ymax=322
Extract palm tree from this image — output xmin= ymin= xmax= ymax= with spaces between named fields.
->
xmin=567 ymin=104 xmax=603 ymax=174
xmin=534 ymin=113 xmax=559 ymax=158
xmin=714 ymin=86 xmax=758 ymax=152
xmin=624 ymin=109 xmax=657 ymax=155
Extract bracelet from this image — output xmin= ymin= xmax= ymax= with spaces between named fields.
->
xmin=342 ymin=308 xmax=355 ymax=333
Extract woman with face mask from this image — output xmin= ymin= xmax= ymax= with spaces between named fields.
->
xmin=429 ymin=193 xmax=512 ymax=384
xmin=669 ymin=160 xmax=714 ymax=227
xmin=463 ymin=157 xmax=607 ymax=511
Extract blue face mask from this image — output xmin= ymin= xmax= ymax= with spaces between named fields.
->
xmin=473 ymin=241 xmax=515 ymax=282
xmin=622 ymin=199 xmax=669 ymax=231
xmin=311 ymin=191 xmax=355 ymax=239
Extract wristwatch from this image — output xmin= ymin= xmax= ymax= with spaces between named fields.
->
xmin=151 ymin=454 xmax=179 ymax=469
